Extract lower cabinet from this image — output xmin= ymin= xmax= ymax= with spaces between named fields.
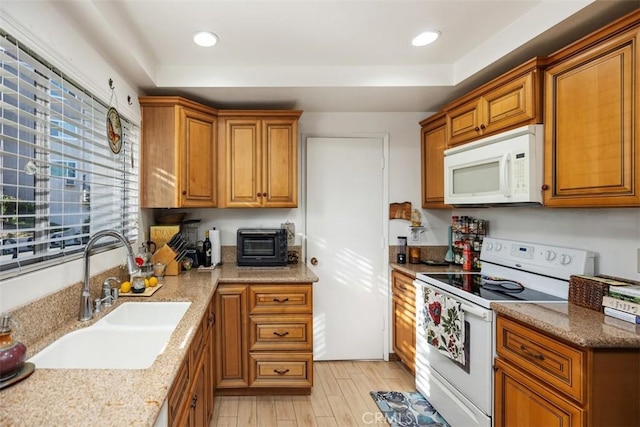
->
xmin=215 ymin=282 xmax=314 ymax=394
xmin=168 ymin=296 xmax=215 ymax=426
xmin=494 ymin=314 xmax=640 ymax=427
xmin=391 ymin=270 xmax=416 ymax=372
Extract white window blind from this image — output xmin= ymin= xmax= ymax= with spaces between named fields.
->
xmin=0 ymin=31 xmax=139 ymax=278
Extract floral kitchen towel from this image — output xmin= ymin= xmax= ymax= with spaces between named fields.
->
xmin=418 ymin=287 xmax=466 ymax=366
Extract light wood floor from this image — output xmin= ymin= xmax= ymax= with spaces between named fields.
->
xmin=210 ymin=360 xmax=416 ymax=426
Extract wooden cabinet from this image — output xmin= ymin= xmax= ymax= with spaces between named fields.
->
xmin=420 ymin=113 xmax=449 ymax=208
xmin=217 ymin=111 xmax=302 ymax=208
xmin=444 ymin=58 xmax=544 ymax=147
xmin=494 ymin=314 xmax=640 ymax=427
xmin=168 ymin=296 xmax=216 ymax=427
xmin=391 ymin=270 xmax=415 ymax=372
xmin=215 ymin=283 xmax=313 ymax=394
xmin=139 ymin=96 xmax=218 ymax=208
xmin=543 ymin=11 xmax=640 ymax=207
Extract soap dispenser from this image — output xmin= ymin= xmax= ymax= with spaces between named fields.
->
xmin=0 ymin=314 xmax=27 ymax=381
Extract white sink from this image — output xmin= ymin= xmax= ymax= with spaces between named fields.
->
xmin=29 ymin=302 xmax=191 ymax=370
xmin=95 ymin=301 xmax=191 ymax=328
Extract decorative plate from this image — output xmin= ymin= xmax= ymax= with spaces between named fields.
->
xmin=106 ymin=107 xmax=123 ymax=154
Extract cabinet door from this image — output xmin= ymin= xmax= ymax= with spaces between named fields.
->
xmin=483 ymin=72 xmax=537 ymax=135
xmin=494 ymin=358 xmax=584 ymax=427
xmin=544 ymin=28 xmax=640 ymax=207
xmin=446 ymin=98 xmax=483 ymax=146
xmin=180 ymin=108 xmax=217 ymax=207
xmin=420 ymin=114 xmax=449 ymax=208
xmin=261 ymin=119 xmax=298 ymax=207
xmin=221 ymin=118 xmax=262 ymax=207
xmin=392 ymin=295 xmax=415 ymax=372
xmin=188 ymin=354 xmax=207 ymax=427
xmin=215 ymin=285 xmax=249 ymax=388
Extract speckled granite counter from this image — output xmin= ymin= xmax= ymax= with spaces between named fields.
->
xmin=0 ymin=263 xmax=318 ymax=426
xmin=492 ymin=302 xmax=640 ymax=348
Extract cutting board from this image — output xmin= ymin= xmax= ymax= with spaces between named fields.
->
xmin=120 ymin=283 xmax=163 ymax=297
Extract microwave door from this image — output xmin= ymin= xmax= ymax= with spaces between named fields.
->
xmin=446 ymin=154 xmax=508 ymax=203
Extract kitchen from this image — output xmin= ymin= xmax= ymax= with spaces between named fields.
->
xmin=1 ymin=1 xmax=640 ymax=426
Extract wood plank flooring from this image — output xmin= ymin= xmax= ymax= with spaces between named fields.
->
xmin=210 ymin=361 xmax=416 ymax=426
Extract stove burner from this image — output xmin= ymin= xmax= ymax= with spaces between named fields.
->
xmin=419 ymin=272 xmax=565 ymax=303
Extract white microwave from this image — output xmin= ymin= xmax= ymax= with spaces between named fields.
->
xmin=444 ymin=125 xmax=544 ymax=206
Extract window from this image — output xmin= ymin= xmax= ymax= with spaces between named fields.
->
xmin=0 ymin=31 xmax=139 ymax=278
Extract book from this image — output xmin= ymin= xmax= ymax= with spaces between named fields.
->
xmin=602 ymin=296 xmax=640 ymax=316
xmin=604 ymin=307 xmax=640 ymax=325
xmin=609 ymin=285 xmax=640 ymax=299
xmin=608 ymin=290 xmax=640 ymax=305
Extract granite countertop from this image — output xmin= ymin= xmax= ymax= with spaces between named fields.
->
xmin=492 ymin=302 xmax=640 ymax=348
xmin=0 ymin=263 xmax=318 ymax=426
xmin=390 ymin=262 xmax=462 ymax=278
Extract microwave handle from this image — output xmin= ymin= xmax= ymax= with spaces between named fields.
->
xmin=500 ymin=152 xmax=511 ymax=197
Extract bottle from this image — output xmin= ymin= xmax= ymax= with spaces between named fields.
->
xmin=462 ymin=242 xmax=472 ymax=271
xmin=203 ymin=230 xmax=212 ymax=267
xmin=0 ymin=314 xmax=27 ymax=380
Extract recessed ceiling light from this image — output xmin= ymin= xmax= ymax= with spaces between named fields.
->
xmin=412 ymin=31 xmax=440 ymax=47
xmin=193 ymin=31 xmax=218 ymax=47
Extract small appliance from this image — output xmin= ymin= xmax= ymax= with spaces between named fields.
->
xmin=236 ymin=228 xmax=288 ymax=267
xmin=444 ymin=125 xmax=543 ymax=206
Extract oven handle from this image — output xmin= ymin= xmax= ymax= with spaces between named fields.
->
xmin=459 ymin=302 xmax=492 ymax=322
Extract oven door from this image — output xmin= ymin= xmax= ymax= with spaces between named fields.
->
xmin=414 ymin=278 xmax=493 ymax=426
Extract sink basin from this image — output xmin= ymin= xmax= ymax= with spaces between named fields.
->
xmin=29 ymin=301 xmax=191 ymax=369
xmin=29 ymin=328 xmax=174 ymax=369
xmin=95 ymin=301 xmax=191 ymax=328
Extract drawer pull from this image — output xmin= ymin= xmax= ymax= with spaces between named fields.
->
xmin=273 ymin=297 xmax=289 ymax=303
xmin=520 ymin=344 xmax=545 ymax=361
xmin=274 ymin=368 xmax=290 ymax=375
xmin=273 ymin=331 xmax=290 ymax=337
xmin=190 ymin=394 xmax=198 ymax=409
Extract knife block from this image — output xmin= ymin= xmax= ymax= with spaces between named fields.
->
xmin=151 ymin=244 xmax=181 ymax=276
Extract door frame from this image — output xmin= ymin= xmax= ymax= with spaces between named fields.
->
xmin=301 ymin=133 xmax=390 ymax=360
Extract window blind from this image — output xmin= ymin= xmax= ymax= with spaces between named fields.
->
xmin=0 ymin=31 xmax=139 ymax=278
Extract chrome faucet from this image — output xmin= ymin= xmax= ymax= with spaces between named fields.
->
xmin=79 ymin=230 xmax=139 ymax=321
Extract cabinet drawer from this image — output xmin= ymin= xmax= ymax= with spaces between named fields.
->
xmin=392 ymin=271 xmax=415 ymax=305
xmin=249 ymin=315 xmax=312 ymax=351
xmin=249 ymin=353 xmax=313 ymax=388
xmin=249 ymin=285 xmax=312 ymax=314
xmin=496 ymin=316 xmax=585 ymax=403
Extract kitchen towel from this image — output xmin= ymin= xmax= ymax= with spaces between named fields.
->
xmin=209 ymin=229 xmax=221 ymax=265
xmin=418 ymin=287 xmax=466 ymax=366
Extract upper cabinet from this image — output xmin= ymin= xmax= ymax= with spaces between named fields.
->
xmin=139 ymin=96 xmax=218 ymax=208
xmin=420 ymin=113 xmax=449 ymax=208
xmin=544 ymin=11 xmax=640 ymax=207
xmin=217 ymin=110 xmax=302 ymax=208
xmin=444 ymin=58 xmax=545 ymax=147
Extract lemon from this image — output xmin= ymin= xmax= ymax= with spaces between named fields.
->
xmin=144 ymin=278 xmax=150 ymax=288
xmin=120 ymin=281 xmax=131 ymax=293
xmin=148 ymin=276 xmax=158 ymax=287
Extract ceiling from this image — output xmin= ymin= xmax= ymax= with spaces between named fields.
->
xmin=54 ymin=0 xmax=638 ymax=113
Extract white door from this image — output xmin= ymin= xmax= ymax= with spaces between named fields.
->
xmin=306 ymin=136 xmax=387 ymax=360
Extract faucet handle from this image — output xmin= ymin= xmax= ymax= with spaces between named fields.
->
xmin=103 ymin=276 xmax=121 ymax=288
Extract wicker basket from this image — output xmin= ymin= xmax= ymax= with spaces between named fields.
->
xmin=568 ymin=275 xmax=610 ymax=311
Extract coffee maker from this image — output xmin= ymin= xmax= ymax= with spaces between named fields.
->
xmin=183 ymin=220 xmax=203 ymax=268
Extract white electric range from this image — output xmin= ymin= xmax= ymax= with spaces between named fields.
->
xmin=414 ymin=237 xmax=595 ymax=427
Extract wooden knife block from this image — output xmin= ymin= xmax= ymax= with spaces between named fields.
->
xmin=151 ymin=244 xmax=181 ymax=276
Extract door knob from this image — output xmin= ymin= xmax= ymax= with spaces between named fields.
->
xmin=310 ymin=257 xmax=318 ymax=266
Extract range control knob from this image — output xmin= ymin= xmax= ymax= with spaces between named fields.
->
xmin=560 ymin=254 xmax=572 ymax=265
xmin=494 ymin=243 xmax=503 ymax=251
xmin=545 ymin=250 xmax=557 ymax=261
xmin=485 ymin=242 xmax=494 ymax=251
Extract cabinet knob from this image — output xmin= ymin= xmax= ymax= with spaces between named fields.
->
xmin=474 ymin=127 xmax=480 ymax=132
xmin=541 ymin=184 xmax=549 ymax=191
xmin=257 ymin=192 xmax=262 ymax=197
xmin=262 ymin=192 xmax=267 ymax=197
xmin=182 ymin=190 xmax=187 ymax=195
